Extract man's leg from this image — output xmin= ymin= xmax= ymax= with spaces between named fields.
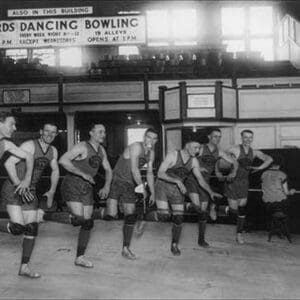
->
xmin=19 ymin=209 xmax=40 ymax=278
xmin=122 ymin=203 xmax=137 ymax=259
xmin=74 ymin=204 xmax=94 ymax=268
xmin=189 ymin=192 xmax=209 ymax=248
xmin=170 ymin=204 xmax=184 ymax=256
xmin=236 ymin=198 xmax=247 ymax=244
xmin=101 ymin=198 xmax=118 ymax=220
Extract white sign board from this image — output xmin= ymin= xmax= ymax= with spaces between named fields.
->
xmin=8 ymin=7 xmax=93 ymax=17
xmin=0 ymin=16 xmax=146 ymax=48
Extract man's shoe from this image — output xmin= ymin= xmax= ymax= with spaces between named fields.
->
xmin=198 ymin=240 xmax=210 ymax=248
xmin=74 ymin=255 xmax=94 ymax=268
xmin=236 ymin=233 xmax=245 ymax=244
xmin=18 ymin=264 xmax=41 ymax=279
xmin=171 ymin=243 xmax=181 ymax=256
xmin=121 ymin=247 xmax=137 ymax=260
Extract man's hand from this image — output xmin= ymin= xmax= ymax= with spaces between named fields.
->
xmin=226 ymin=172 xmax=236 ymax=182
xmin=200 ymin=167 xmax=208 ymax=174
xmin=216 ymin=172 xmax=226 ymax=182
xmin=43 ymin=191 xmax=55 ymax=208
xmin=21 ymin=189 xmax=35 ymax=203
xmin=14 ymin=179 xmax=31 ymax=195
xmin=248 ymin=166 xmax=261 ymax=174
xmin=176 ymin=180 xmax=187 ymax=195
xmin=81 ymin=173 xmax=95 ymax=185
xmin=149 ymin=194 xmax=155 ymax=206
xmin=210 ymin=192 xmax=223 ymax=202
xmin=289 ymin=188 xmax=296 ymax=195
xmin=98 ymin=186 xmax=110 ymax=199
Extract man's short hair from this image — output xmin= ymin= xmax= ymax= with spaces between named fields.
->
xmin=271 ymin=154 xmax=285 ymax=169
xmin=185 ymin=135 xmax=201 ymax=145
xmin=88 ymin=123 xmax=105 ymax=132
xmin=41 ymin=123 xmax=58 ymax=131
xmin=241 ymin=129 xmax=254 ymax=136
xmin=0 ymin=112 xmax=14 ymax=123
xmin=207 ymin=127 xmax=221 ymax=136
xmin=145 ymin=128 xmax=158 ymax=136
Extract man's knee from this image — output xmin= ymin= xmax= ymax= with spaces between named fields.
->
xmin=24 ymin=222 xmax=39 ymax=237
xmin=157 ymin=211 xmax=171 ymax=222
xmin=172 ymin=214 xmax=184 ymax=226
xmin=82 ymin=219 xmax=94 ymax=230
xmin=238 ymin=206 xmax=246 ymax=217
xmin=124 ymin=214 xmax=137 ymax=225
xmin=8 ymin=222 xmax=25 ymax=235
xmin=198 ymin=211 xmax=208 ymax=221
xmin=70 ymin=214 xmax=86 ymax=226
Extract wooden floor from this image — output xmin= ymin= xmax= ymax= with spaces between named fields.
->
xmin=0 ymin=220 xmax=299 ymax=299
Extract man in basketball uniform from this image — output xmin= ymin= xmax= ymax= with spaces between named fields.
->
xmin=0 ymin=112 xmax=33 ymax=197
xmin=43 ymin=123 xmax=112 ymax=268
xmin=185 ymin=128 xmax=237 ymax=247
xmin=104 ymin=128 xmax=158 ymax=260
xmin=154 ymin=138 xmax=222 ymax=256
xmin=0 ymin=122 xmax=59 ymax=278
xmin=220 ymin=129 xmax=273 ymax=244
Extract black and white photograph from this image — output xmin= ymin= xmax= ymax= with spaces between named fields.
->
xmin=0 ymin=0 xmax=300 ymax=299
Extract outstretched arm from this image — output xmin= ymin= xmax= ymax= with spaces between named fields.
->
xmin=146 ymin=150 xmax=155 ymax=205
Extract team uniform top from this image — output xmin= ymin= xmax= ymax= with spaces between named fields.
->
xmin=6 ymin=139 xmax=54 ymax=189
xmin=235 ymin=145 xmax=254 ymax=179
xmin=159 ymin=150 xmax=193 ymax=184
xmin=70 ymin=141 xmax=104 ymax=178
xmin=261 ymin=169 xmax=288 ymax=203
xmin=112 ymin=142 xmax=150 ymax=184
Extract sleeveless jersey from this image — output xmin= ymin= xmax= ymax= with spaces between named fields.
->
xmin=16 ymin=139 xmax=54 ymax=188
xmin=165 ymin=150 xmax=193 ymax=182
xmin=198 ymin=144 xmax=219 ymax=180
xmin=71 ymin=141 xmax=104 ymax=178
xmin=0 ymin=138 xmax=5 ymax=159
xmin=113 ymin=142 xmax=150 ymax=183
xmin=236 ymin=145 xmax=254 ymax=179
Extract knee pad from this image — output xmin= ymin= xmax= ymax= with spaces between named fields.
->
xmin=71 ymin=214 xmax=86 ymax=227
xmin=157 ymin=212 xmax=170 ymax=222
xmin=172 ymin=214 xmax=184 ymax=226
xmin=124 ymin=214 xmax=137 ymax=225
xmin=191 ymin=204 xmax=202 ymax=214
xmin=24 ymin=222 xmax=38 ymax=237
xmin=82 ymin=219 xmax=94 ymax=230
xmin=198 ymin=211 xmax=208 ymax=222
xmin=103 ymin=215 xmax=117 ymax=221
xmin=8 ymin=222 xmax=25 ymax=235
xmin=238 ymin=206 xmax=246 ymax=217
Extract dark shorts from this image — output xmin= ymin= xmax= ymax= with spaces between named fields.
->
xmin=263 ymin=199 xmax=289 ymax=214
xmin=224 ymin=177 xmax=249 ymax=200
xmin=155 ymin=179 xmax=184 ymax=205
xmin=108 ymin=178 xmax=136 ymax=204
xmin=61 ymin=174 xmax=94 ymax=206
xmin=185 ymin=174 xmax=210 ymax=202
xmin=1 ymin=180 xmax=39 ymax=210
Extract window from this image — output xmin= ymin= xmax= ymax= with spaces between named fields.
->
xmin=223 ymin=40 xmax=245 ymax=56
xmin=146 ymin=9 xmax=197 ymax=46
xmin=119 ymin=46 xmax=139 ymax=56
xmin=221 ymin=5 xmax=274 ymax=60
xmin=32 ymin=48 xmax=55 ymax=66
xmin=127 ymin=128 xmax=147 ymax=145
xmin=221 ymin=7 xmax=245 ymax=36
xmin=147 ymin=10 xmax=169 ymax=44
xmin=6 ymin=49 xmax=27 ymax=62
xmin=249 ymin=6 xmax=273 ymax=35
xmin=250 ymin=38 xmax=273 ymax=61
xmin=59 ymin=47 xmax=82 ymax=67
xmin=171 ymin=9 xmax=197 ymax=45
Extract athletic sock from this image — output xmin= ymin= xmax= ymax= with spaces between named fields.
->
xmin=171 ymin=224 xmax=182 ymax=244
xmin=76 ymin=228 xmax=91 ymax=257
xmin=123 ymin=223 xmax=134 ymax=247
xmin=21 ymin=237 xmax=35 ymax=264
